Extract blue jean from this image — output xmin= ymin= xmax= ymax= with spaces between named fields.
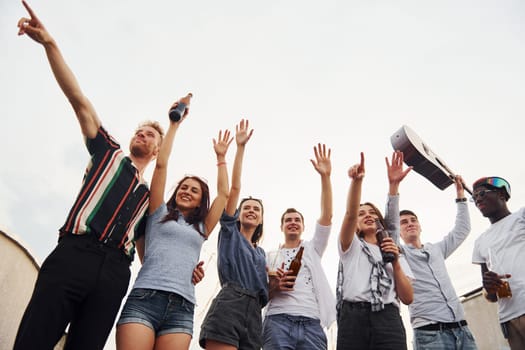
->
xmin=118 ymin=288 xmax=195 ymax=336
xmin=413 ymin=326 xmax=478 ymax=350
xmin=263 ymin=314 xmax=327 ymax=350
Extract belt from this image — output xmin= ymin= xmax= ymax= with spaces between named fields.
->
xmin=416 ymin=320 xmax=467 ymax=331
xmin=343 ymin=301 xmax=395 ymax=309
xmin=346 ymin=301 xmax=372 ymax=309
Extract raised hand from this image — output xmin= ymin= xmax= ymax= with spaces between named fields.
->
xmin=348 ymin=152 xmax=365 ymax=181
xmin=386 ymin=151 xmax=412 ymax=186
xmin=168 ymin=93 xmax=193 ymax=123
xmin=310 ymin=143 xmax=331 ymax=177
xmin=453 ymin=175 xmax=466 ymax=199
xmin=17 ymin=1 xmax=52 ymax=44
xmin=235 ymin=119 xmax=254 ymax=147
xmin=213 ymin=129 xmax=233 ymax=158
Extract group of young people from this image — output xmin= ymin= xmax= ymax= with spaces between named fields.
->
xmin=14 ymin=1 xmax=525 ymax=350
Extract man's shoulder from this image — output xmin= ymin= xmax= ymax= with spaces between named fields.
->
xmin=87 ymin=126 xmax=121 ymax=151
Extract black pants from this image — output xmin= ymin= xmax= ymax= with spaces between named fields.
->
xmin=337 ymin=301 xmax=407 ymax=350
xmin=14 ymin=234 xmax=131 ymax=350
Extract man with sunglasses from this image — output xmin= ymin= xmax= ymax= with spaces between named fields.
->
xmin=471 ymin=176 xmax=525 ymax=349
xmin=398 ymin=175 xmax=478 ymax=350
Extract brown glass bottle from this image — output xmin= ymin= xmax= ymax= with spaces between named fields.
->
xmin=375 ymin=219 xmax=395 ymax=263
xmin=497 ymin=280 xmax=512 ymax=298
xmin=287 ymin=246 xmax=304 ymax=277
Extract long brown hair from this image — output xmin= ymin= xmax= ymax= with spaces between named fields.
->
xmin=357 ymin=202 xmax=386 ymax=238
xmin=238 ymin=197 xmax=264 ymax=246
xmin=161 ymin=176 xmax=210 ymax=236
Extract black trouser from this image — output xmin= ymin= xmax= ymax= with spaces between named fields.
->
xmin=14 ymin=233 xmax=131 ymax=350
xmin=337 ymin=301 xmax=407 ymax=350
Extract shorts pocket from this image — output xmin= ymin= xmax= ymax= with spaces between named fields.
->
xmin=128 ymin=288 xmax=156 ymax=300
xmin=180 ymin=297 xmax=195 ymax=313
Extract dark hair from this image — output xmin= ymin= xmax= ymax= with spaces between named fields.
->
xmin=357 ymin=202 xmax=386 ymax=238
xmin=161 ymin=176 xmax=210 ymax=236
xmin=238 ymin=197 xmax=264 ymax=246
xmin=400 ymin=209 xmax=417 ymax=218
xmin=280 ymin=208 xmax=304 ymax=225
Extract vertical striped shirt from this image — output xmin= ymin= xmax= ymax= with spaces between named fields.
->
xmin=59 ymin=127 xmax=149 ymax=259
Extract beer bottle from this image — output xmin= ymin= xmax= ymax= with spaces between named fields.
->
xmin=287 ymin=246 xmax=304 ymax=277
xmin=375 ymin=219 xmax=395 ymax=263
xmin=169 ymin=93 xmax=193 ymax=122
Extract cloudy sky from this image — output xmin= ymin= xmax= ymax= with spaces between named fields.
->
xmin=2 ymin=0 xmax=524 ymax=348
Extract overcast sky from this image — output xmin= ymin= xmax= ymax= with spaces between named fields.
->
xmin=2 ymin=0 xmax=524 ymax=348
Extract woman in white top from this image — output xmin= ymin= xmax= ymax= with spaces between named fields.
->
xmin=337 ymin=151 xmax=414 ymax=350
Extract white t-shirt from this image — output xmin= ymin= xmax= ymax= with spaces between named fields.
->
xmin=265 ymin=223 xmax=332 ymax=321
xmin=472 ymin=207 xmax=525 ymax=323
xmin=338 ymin=234 xmax=414 ymax=308
xmin=266 ymin=246 xmax=319 ymax=319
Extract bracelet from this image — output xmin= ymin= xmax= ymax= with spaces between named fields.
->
xmin=483 ymin=288 xmax=498 ymax=302
xmin=455 ymin=197 xmax=467 ymax=203
xmin=217 ymin=161 xmax=227 ymax=166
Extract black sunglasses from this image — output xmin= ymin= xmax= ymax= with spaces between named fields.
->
xmin=470 ymin=189 xmax=498 ymax=202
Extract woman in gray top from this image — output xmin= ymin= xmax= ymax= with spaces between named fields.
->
xmin=116 ymin=95 xmax=233 ymax=350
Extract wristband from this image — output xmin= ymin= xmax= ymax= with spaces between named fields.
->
xmin=483 ymin=289 xmax=498 ymax=302
xmin=217 ymin=161 xmax=227 ymax=166
xmin=455 ymin=197 xmax=467 ymax=203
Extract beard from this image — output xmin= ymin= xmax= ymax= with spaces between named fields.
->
xmin=130 ymin=142 xmax=152 ymax=158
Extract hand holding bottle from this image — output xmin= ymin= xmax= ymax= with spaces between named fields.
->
xmin=375 ymin=219 xmax=395 ymax=263
xmin=169 ymin=93 xmax=193 ymax=122
xmin=276 ymin=264 xmax=297 ymax=292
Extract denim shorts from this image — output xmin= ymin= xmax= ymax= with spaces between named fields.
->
xmin=199 ymin=283 xmax=262 ymax=349
xmin=117 ymin=288 xmax=195 ymax=336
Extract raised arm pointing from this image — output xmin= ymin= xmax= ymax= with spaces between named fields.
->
xmin=339 ymin=152 xmax=365 ymax=252
xmin=18 ymin=0 xmax=100 ymax=138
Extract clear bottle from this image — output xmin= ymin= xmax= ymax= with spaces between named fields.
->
xmin=287 ymin=246 xmax=304 ymax=277
xmin=375 ymin=219 xmax=395 ymax=263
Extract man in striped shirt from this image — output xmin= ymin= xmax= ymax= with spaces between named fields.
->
xmin=15 ymin=2 xmax=164 ymax=349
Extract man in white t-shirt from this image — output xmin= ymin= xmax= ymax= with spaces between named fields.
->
xmin=262 ymin=144 xmax=336 ymax=350
xmin=471 ymin=176 xmax=525 ymax=349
